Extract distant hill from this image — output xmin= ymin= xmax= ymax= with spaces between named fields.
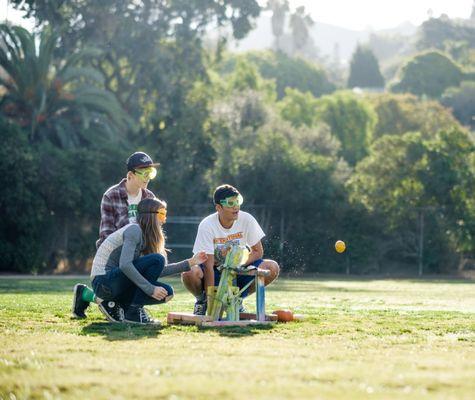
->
xmin=229 ymin=11 xmax=417 ymax=64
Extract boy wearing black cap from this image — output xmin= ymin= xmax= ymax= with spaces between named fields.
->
xmin=96 ymin=151 xmax=160 ymax=248
xmin=72 ymin=151 xmax=159 ymax=320
xmin=181 ymin=184 xmax=280 ymax=315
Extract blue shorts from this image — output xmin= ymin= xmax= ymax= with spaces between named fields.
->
xmin=200 ymin=259 xmax=264 ymax=298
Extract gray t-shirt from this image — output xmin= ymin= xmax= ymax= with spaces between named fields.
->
xmin=91 ymin=223 xmax=189 ymax=296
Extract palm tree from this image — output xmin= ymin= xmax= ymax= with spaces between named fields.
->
xmin=267 ymin=0 xmax=289 ymax=51
xmin=0 ymin=24 xmax=130 ymax=148
xmin=289 ymin=6 xmax=314 ymax=55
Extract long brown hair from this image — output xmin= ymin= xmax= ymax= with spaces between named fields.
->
xmin=137 ymin=197 xmax=167 ymax=255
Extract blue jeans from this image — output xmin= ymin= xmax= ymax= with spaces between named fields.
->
xmin=92 ymin=254 xmax=173 ymax=308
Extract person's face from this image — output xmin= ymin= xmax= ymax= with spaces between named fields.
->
xmin=156 ymin=207 xmax=167 ymax=225
xmin=130 ymin=167 xmax=157 ymax=189
xmin=216 ymin=195 xmax=242 ymax=222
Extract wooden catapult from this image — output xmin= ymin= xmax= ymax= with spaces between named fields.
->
xmin=168 ymin=242 xmax=277 ymax=327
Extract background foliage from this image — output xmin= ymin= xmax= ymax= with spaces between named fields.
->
xmin=1 ymin=1 xmax=474 ymax=275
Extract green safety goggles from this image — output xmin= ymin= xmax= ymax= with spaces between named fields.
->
xmin=219 ymin=194 xmax=243 ymax=208
xmin=134 ymin=167 xmax=157 ymax=181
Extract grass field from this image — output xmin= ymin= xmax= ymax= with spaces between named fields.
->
xmin=0 ymin=276 xmax=474 ymax=400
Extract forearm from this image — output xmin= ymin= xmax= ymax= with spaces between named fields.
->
xmin=246 ymin=249 xmax=263 ymax=265
xmin=161 ymin=260 xmax=191 ymax=277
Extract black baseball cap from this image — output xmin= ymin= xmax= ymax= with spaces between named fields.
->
xmin=126 ymin=152 xmax=160 ymax=171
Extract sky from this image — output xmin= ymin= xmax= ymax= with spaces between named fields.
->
xmin=283 ymin=0 xmax=473 ymax=30
xmin=1 ymin=0 xmax=474 ymax=31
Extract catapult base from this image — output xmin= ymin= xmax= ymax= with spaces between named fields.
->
xmin=167 ymin=312 xmax=277 ymax=327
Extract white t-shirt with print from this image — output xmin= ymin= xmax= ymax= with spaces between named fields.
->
xmin=127 ymin=190 xmax=142 ymax=223
xmin=193 ymin=211 xmax=265 ymax=257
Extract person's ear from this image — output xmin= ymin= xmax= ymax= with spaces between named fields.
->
xmin=215 ymin=204 xmax=221 ymax=212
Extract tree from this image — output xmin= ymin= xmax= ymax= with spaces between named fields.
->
xmin=348 ymin=128 xmax=475 ymax=272
xmin=218 ymin=51 xmax=335 ymax=99
xmin=289 ymin=6 xmax=314 ymax=54
xmin=441 ymin=81 xmax=475 ymax=130
xmin=417 ymin=16 xmax=475 ymax=51
xmin=316 ymin=92 xmax=377 ymax=166
xmin=347 ymin=45 xmax=385 ymax=89
xmin=267 ymin=0 xmax=289 ymax=51
xmin=278 ymin=87 xmax=319 ymax=128
xmin=366 ymin=93 xmax=461 ymax=140
xmin=10 ymin=0 xmax=261 ymax=125
xmin=208 ymin=91 xmax=351 ymax=272
xmin=391 ymin=51 xmax=464 ymax=98
xmin=0 ymin=118 xmax=45 ymax=272
xmin=0 ymin=24 xmax=128 ymax=148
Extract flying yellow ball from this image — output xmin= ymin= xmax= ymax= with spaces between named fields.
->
xmin=335 ymin=240 xmax=346 ymax=253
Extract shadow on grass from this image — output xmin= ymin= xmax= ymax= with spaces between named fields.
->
xmin=199 ymin=323 xmax=274 ymax=338
xmin=81 ymin=322 xmax=163 ymax=341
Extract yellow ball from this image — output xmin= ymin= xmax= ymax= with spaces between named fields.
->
xmin=335 ymin=240 xmax=346 ymax=253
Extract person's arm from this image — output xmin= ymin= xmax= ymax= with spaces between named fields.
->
xmin=161 ymin=252 xmax=208 ymax=277
xmin=118 ymin=225 xmax=155 ymax=296
xmin=246 ymin=241 xmax=264 ymax=265
xmin=245 ymin=213 xmax=266 ymax=265
xmin=97 ymin=194 xmax=116 ymax=249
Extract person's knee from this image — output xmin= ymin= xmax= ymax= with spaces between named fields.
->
xmin=165 ymin=285 xmax=174 ymax=297
xmin=150 ymin=253 xmax=165 ymax=266
xmin=164 ymin=294 xmax=174 ymax=303
xmin=181 ymin=265 xmax=203 ymax=283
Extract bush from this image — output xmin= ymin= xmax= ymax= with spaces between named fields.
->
xmin=391 ymin=51 xmax=463 ymax=98
xmin=441 ymin=81 xmax=475 ymax=130
xmin=219 ymin=50 xmax=335 ymax=99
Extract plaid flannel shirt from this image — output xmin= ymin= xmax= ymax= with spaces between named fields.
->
xmin=96 ymin=178 xmax=155 ymax=248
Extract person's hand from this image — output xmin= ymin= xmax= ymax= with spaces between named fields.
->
xmin=151 ymin=286 xmax=168 ymax=301
xmin=188 ymin=251 xmax=208 ymax=267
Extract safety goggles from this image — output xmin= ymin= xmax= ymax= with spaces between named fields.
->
xmin=219 ymin=194 xmax=243 ymax=208
xmin=134 ymin=167 xmax=157 ymax=181
xmin=156 ymin=208 xmax=167 ymax=223
xmin=140 ymin=208 xmax=167 ymax=223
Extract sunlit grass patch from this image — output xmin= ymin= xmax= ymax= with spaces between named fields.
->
xmin=0 ymin=276 xmax=474 ymax=399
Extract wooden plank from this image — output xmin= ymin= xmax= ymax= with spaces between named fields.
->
xmin=239 ymin=312 xmax=278 ymax=321
xmin=167 ymin=312 xmax=213 ymax=325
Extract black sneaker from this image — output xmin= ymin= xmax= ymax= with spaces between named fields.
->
xmin=124 ymin=305 xmax=160 ymax=325
xmin=72 ymin=284 xmax=89 ymax=319
xmin=98 ymin=300 xmax=125 ymax=322
xmin=193 ymin=300 xmax=207 ymax=316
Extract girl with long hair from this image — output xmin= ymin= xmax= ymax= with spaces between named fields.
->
xmin=89 ymin=197 xmax=207 ymax=324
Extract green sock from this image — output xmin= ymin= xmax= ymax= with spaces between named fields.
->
xmin=81 ymin=286 xmax=96 ymax=303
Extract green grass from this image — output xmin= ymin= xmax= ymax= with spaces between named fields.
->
xmin=0 ymin=276 xmax=474 ymax=400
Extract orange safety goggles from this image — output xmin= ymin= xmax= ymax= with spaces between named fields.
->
xmin=156 ymin=208 xmax=167 ymax=223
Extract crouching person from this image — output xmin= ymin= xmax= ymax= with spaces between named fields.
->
xmin=88 ymin=197 xmax=207 ymax=325
xmin=181 ymin=184 xmax=279 ymax=315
